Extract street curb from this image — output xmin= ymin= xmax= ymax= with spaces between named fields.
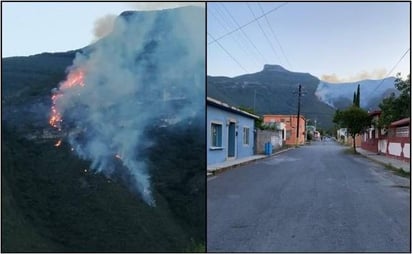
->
xmin=336 ymin=142 xmax=410 ymax=174
xmin=357 ymin=152 xmax=410 ymax=174
xmin=207 ymin=147 xmax=296 ymax=177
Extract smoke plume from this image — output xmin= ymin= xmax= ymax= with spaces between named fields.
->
xmin=321 ymin=68 xmax=387 ymax=83
xmin=130 ymin=2 xmax=204 ymax=11
xmin=93 ymin=14 xmax=116 ymax=40
xmin=53 ymin=7 xmax=205 ymax=206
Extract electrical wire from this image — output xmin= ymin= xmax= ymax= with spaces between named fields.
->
xmin=246 ymin=3 xmax=280 ymax=62
xmin=258 ymin=2 xmax=292 ymax=69
xmin=207 ymin=32 xmax=249 ymax=73
xmin=209 ymin=8 xmax=261 ymax=66
xmin=369 ymin=48 xmax=410 ymax=97
xmin=220 ymin=3 xmax=269 ymax=64
xmin=207 ymin=2 xmax=288 ymax=45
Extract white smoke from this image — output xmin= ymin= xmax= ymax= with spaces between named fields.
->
xmin=321 ymin=68 xmax=387 ymax=83
xmin=54 ymin=7 xmax=205 ymax=206
xmin=130 ymin=2 xmax=204 ymax=11
xmin=93 ymin=14 xmax=116 ymax=40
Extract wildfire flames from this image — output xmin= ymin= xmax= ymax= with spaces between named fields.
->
xmin=49 ymin=69 xmax=85 ymax=130
xmin=54 ymin=139 xmax=62 ymax=147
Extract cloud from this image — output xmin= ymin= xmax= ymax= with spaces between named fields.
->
xmin=321 ymin=68 xmax=387 ymax=83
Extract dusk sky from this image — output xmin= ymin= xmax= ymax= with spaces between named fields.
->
xmin=2 ymin=2 xmax=203 ymax=57
xmin=3 ymin=2 xmax=410 ymax=83
xmin=207 ymin=2 xmax=410 ymax=81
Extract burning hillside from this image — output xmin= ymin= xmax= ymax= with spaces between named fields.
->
xmin=48 ymin=6 xmax=204 ymax=206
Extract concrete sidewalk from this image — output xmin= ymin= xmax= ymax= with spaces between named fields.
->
xmin=357 ymin=148 xmax=410 ymax=173
xmin=207 ymin=147 xmax=294 ymax=177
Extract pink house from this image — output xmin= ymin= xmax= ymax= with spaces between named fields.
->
xmin=361 ymin=111 xmax=382 ymax=153
xmin=362 ymin=112 xmax=410 ymax=162
xmin=384 ymin=118 xmax=410 ymax=162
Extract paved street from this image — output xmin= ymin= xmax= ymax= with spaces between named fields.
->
xmin=207 ymin=141 xmax=410 ymax=252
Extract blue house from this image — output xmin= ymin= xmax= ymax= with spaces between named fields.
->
xmin=207 ymin=97 xmax=259 ymax=165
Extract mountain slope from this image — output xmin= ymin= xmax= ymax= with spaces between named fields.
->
xmin=207 ymin=64 xmax=337 ymax=128
xmin=208 ymin=64 xmax=399 ymax=129
xmin=2 ymin=6 xmax=205 ymax=252
xmin=315 ymin=77 xmax=398 ymax=110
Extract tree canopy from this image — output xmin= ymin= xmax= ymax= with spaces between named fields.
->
xmin=378 ymin=73 xmax=410 ymax=127
xmin=333 ymin=84 xmax=371 ymax=153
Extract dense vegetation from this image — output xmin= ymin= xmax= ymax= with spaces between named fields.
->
xmin=378 ymin=73 xmax=411 ymax=127
xmin=2 ymin=52 xmax=205 ymax=252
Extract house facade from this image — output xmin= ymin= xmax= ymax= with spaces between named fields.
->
xmin=338 ymin=127 xmax=362 ymax=147
xmin=207 ymin=97 xmax=259 ymax=165
xmin=385 ymin=118 xmax=410 ymax=162
xmin=361 ymin=111 xmax=382 ymax=153
xmin=361 ymin=112 xmax=410 ymax=163
xmin=263 ymin=115 xmax=306 ymax=145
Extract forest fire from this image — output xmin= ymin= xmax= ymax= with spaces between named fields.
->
xmin=49 ymin=69 xmax=85 ymax=130
xmin=54 ymin=139 xmax=62 ymax=147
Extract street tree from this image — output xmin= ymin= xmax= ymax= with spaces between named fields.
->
xmin=352 ymin=84 xmax=360 ymax=107
xmin=378 ymin=73 xmax=410 ymax=128
xmin=333 ymin=106 xmax=371 ymax=153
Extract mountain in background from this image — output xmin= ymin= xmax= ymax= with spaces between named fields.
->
xmin=315 ymin=77 xmax=398 ymax=110
xmin=207 ymin=64 xmax=398 ymax=129
xmin=2 ymin=7 xmax=204 ymax=252
xmin=207 ymin=64 xmax=336 ymax=128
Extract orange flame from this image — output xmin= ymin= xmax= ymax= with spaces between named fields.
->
xmin=54 ymin=139 xmax=62 ymax=147
xmin=49 ymin=69 xmax=85 ymax=130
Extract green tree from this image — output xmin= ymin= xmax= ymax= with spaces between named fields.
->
xmin=352 ymin=84 xmax=360 ymax=107
xmin=378 ymin=73 xmax=410 ymax=127
xmin=333 ymin=106 xmax=371 ymax=153
xmin=356 ymin=84 xmax=360 ymax=107
xmin=238 ymin=106 xmax=263 ymax=129
xmin=353 ymin=92 xmax=356 ymax=105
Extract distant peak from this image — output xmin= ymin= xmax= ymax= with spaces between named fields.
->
xmin=263 ymin=64 xmax=288 ymax=72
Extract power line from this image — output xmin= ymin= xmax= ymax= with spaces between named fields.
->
xmin=258 ymin=3 xmax=292 ymax=69
xmin=296 ymin=84 xmax=302 ymax=139
xmin=208 ymin=2 xmax=288 ymax=45
xmin=246 ymin=3 xmax=280 ymax=62
xmin=220 ymin=3 xmax=269 ymax=64
xmin=207 ymin=32 xmax=249 ymax=73
xmin=369 ymin=48 xmax=410 ymax=97
xmin=209 ymin=8 xmax=261 ymax=66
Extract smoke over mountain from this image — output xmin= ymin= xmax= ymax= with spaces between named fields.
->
xmin=129 ymin=2 xmax=204 ymax=11
xmin=321 ymin=68 xmax=387 ymax=83
xmin=52 ymin=7 xmax=204 ymax=206
xmin=315 ymin=77 xmax=397 ymax=109
xmin=93 ymin=14 xmax=116 ymax=40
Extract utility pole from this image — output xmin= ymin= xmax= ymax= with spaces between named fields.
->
xmin=296 ymin=84 xmax=302 ymax=144
xmin=253 ymin=89 xmax=256 ymax=112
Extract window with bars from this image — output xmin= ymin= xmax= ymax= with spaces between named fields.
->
xmin=211 ymin=122 xmax=222 ymax=147
xmin=243 ymin=127 xmax=250 ymax=145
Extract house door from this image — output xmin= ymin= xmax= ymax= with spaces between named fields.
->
xmin=228 ymin=122 xmax=236 ymax=158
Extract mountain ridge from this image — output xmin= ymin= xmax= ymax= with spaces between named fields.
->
xmin=2 ymin=7 xmax=205 ymax=252
xmin=207 ymin=65 xmax=397 ymax=129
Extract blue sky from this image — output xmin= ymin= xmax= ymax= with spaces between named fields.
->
xmin=2 ymin=2 xmax=203 ymax=57
xmin=207 ymin=2 xmax=410 ymax=81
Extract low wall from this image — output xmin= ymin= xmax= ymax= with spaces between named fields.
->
xmin=255 ymin=129 xmax=283 ymax=154
xmin=377 ymin=137 xmax=410 ymax=162
xmin=361 ymin=138 xmax=378 ymax=153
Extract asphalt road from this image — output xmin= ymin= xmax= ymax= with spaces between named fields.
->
xmin=207 ymin=141 xmax=410 ymax=252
